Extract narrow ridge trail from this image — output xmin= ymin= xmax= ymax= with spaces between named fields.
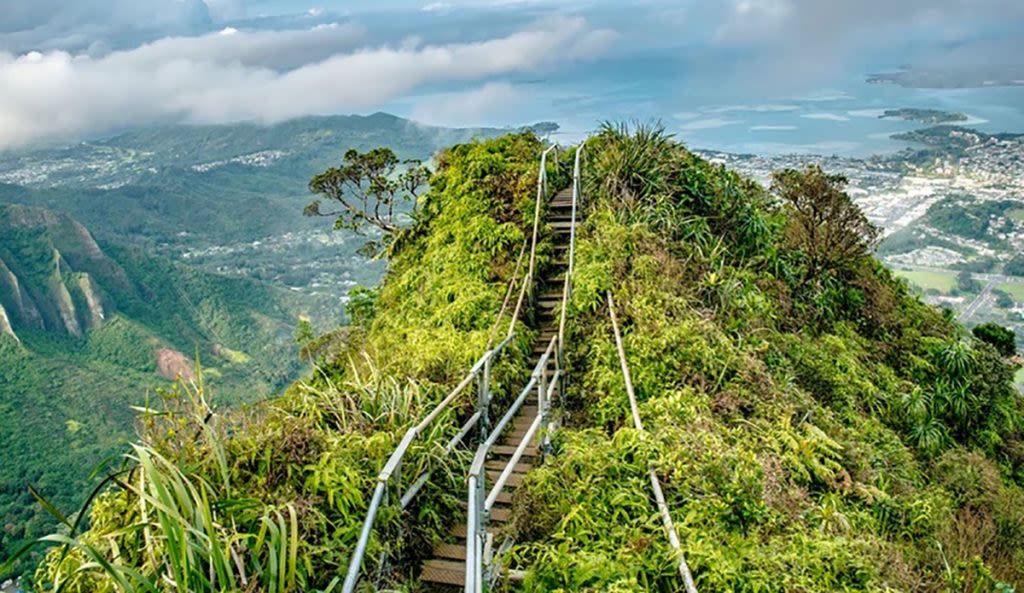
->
xmin=419 ymin=187 xmax=577 ymax=588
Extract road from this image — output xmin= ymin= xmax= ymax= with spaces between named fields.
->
xmin=959 ymin=277 xmax=1000 ymax=321
xmin=888 ymin=263 xmax=1024 ymax=286
xmin=886 ymin=263 xmax=1024 ymax=322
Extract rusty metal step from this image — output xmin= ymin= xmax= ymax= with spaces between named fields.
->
xmin=491 ymin=506 xmax=513 ymax=523
xmin=485 ymin=459 xmax=533 ymax=473
xmin=420 ymin=559 xmax=465 ymax=586
xmin=486 ymin=469 xmax=525 ymax=487
xmin=450 ymin=523 xmax=499 ymax=538
xmin=492 ymin=444 xmax=539 ymax=457
xmin=433 ymin=543 xmax=466 ymax=560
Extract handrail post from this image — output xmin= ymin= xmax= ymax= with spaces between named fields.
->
xmin=477 ymin=352 xmax=492 ymax=443
xmin=474 ymin=472 xmax=487 ymax=592
xmin=464 ymin=477 xmax=477 ymax=593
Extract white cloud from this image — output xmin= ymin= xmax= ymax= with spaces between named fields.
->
xmin=704 ymin=103 xmax=798 ymax=113
xmin=422 ymin=2 xmax=451 ymax=12
xmin=0 ymin=16 xmax=613 ymax=150
xmin=801 ymin=112 xmax=850 ymax=121
xmin=847 ymin=108 xmax=889 ymax=118
xmin=679 ymin=118 xmax=741 ymax=131
xmin=411 ymin=82 xmax=526 ymax=126
xmin=750 ymin=124 xmax=797 ymax=131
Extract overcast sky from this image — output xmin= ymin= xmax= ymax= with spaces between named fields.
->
xmin=0 ymin=0 xmax=1021 ymax=150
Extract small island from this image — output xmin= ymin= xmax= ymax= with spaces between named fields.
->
xmin=880 ymin=108 xmax=969 ymax=124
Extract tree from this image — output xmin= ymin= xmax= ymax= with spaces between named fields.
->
xmin=972 ymin=322 xmax=1017 ymax=357
xmin=772 ymin=166 xmax=880 ymax=287
xmin=1005 ymin=254 xmax=1024 ymax=277
xmin=305 ymin=147 xmax=430 ymax=235
xmin=993 ymin=289 xmax=1015 ymax=309
xmin=956 ymin=270 xmax=982 ymax=294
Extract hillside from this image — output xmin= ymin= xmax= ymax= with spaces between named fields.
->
xmin=10 ymin=130 xmax=1024 ymax=592
xmin=0 ymin=114 xmax=528 ymax=330
xmin=0 ymin=204 xmax=308 ymax=578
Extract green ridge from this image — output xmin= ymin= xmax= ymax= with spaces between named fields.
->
xmin=9 ymin=129 xmax=1023 ymax=592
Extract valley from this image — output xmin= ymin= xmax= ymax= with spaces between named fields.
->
xmin=0 ymin=114 xmax=512 ymax=579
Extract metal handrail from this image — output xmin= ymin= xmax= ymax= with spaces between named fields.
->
xmin=465 ymin=338 xmax=559 ymax=593
xmin=464 ymin=144 xmax=585 ymax=592
xmin=508 ymin=145 xmax=557 ymax=338
xmin=558 ymin=144 xmax=584 ymax=369
xmin=341 ymin=145 xmax=558 ymax=593
xmin=607 ymin=291 xmax=698 ymax=593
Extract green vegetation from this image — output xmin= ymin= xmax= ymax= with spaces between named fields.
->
xmin=0 ymin=114 xmax=506 ymax=250
xmin=0 ymin=207 xmax=308 ymax=579
xmin=923 ymin=196 xmax=1020 ymax=248
xmin=880 ymin=108 xmax=968 ymax=124
xmin=505 ymin=125 xmax=1024 ymax=591
xmin=1005 ymin=255 xmax=1024 ymax=278
xmin=894 ymin=269 xmax=958 ymax=293
xmin=876 ymin=225 xmax=972 ymax=258
xmin=998 ymin=283 xmax=1024 ymax=302
xmin=9 ymin=128 xmax=1024 ymax=592
xmin=973 ymin=323 xmax=1018 ymax=357
xmin=305 ymin=147 xmax=430 ymax=236
xmin=11 ymin=132 xmax=559 ymax=591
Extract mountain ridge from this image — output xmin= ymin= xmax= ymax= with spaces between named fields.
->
xmin=14 ymin=129 xmax=1021 ymax=592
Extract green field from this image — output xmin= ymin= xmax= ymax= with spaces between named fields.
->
xmin=998 ymin=283 xmax=1024 ymax=302
xmin=1016 ymin=367 xmax=1024 ymax=389
xmin=1007 ymin=208 xmax=1024 ymax=222
xmin=895 ymin=270 xmax=958 ymax=293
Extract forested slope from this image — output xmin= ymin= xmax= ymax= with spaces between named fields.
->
xmin=10 ymin=129 xmax=1022 ymax=592
xmin=508 ymin=127 xmax=1023 ymax=591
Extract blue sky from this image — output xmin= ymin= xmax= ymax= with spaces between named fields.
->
xmin=0 ymin=0 xmax=1021 ymax=151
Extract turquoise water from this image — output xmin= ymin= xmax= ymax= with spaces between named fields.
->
xmin=390 ymin=56 xmax=1024 ymax=157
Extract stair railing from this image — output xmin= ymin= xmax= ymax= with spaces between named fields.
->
xmin=607 ymin=291 xmax=698 ymax=593
xmin=340 ymin=144 xmax=557 ymax=593
xmin=557 ymin=144 xmax=584 ymax=392
xmin=464 ymin=143 xmax=585 ymax=592
xmin=507 ymin=145 xmax=557 ymax=338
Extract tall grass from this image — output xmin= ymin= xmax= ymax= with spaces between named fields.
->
xmin=6 ymin=379 xmax=313 ymax=593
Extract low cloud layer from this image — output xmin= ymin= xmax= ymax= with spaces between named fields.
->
xmin=0 ymin=16 xmax=612 ymax=150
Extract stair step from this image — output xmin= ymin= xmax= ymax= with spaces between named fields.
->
xmin=420 ymin=559 xmax=465 ymax=586
xmin=450 ymin=523 xmax=499 ymax=538
xmin=492 ymin=490 xmax=514 ymax=504
xmin=433 ymin=543 xmax=467 ymax=560
xmin=491 ymin=506 xmax=513 ymax=523
xmin=486 ymin=469 xmax=526 ymax=487
xmin=492 ymin=444 xmax=539 ymax=457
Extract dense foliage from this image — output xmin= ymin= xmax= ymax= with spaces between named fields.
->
xmin=12 ymin=132 xmax=559 ymax=591
xmin=10 ymin=126 xmax=1023 ymax=593
xmin=0 ymin=208 xmax=307 ymax=579
xmin=506 ymin=125 xmax=1024 ymax=592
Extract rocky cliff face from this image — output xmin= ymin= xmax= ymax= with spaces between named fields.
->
xmin=0 ymin=204 xmax=123 ymax=337
xmin=0 ymin=302 xmax=17 ymax=342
